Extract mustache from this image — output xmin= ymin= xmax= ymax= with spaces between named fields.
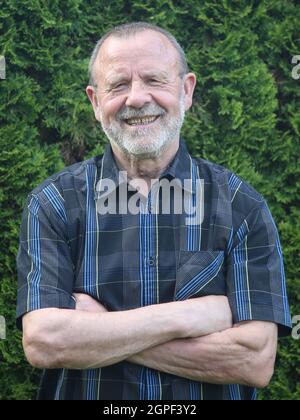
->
xmin=116 ymin=104 xmax=166 ymax=120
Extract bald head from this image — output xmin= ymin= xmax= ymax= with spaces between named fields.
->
xmin=88 ymin=22 xmax=189 ymax=86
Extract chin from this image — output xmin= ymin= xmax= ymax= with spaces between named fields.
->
xmin=124 ymin=140 xmax=166 ymax=159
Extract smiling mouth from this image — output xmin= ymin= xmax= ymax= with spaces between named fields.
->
xmin=124 ymin=115 xmax=160 ymax=126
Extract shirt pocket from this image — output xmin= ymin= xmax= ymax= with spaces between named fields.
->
xmin=174 ymin=250 xmax=226 ymax=301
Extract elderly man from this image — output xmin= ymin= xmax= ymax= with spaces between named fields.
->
xmin=17 ymin=22 xmax=291 ymax=400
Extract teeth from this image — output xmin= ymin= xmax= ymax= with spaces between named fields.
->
xmin=126 ymin=116 xmax=158 ymax=126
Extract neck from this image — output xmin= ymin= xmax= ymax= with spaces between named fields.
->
xmin=110 ymin=139 xmax=180 ymax=183
xmin=109 ymin=139 xmax=180 ymax=197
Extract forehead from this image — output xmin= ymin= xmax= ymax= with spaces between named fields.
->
xmin=95 ymin=30 xmax=179 ymax=80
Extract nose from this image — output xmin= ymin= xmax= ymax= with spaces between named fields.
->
xmin=125 ymin=80 xmax=152 ymax=108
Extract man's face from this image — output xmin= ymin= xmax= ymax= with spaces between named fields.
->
xmin=87 ymin=30 xmax=196 ymax=158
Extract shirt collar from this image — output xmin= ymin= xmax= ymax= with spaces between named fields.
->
xmin=160 ymin=139 xmax=194 ymax=192
xmin=95 ymin=138 xmax=195 ymax=197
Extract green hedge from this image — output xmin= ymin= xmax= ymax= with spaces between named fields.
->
xmin=0 ymin=0 xmax=299 ymax=400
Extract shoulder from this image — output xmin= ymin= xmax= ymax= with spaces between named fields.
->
xmin=193 ymin=156 xmax=266 ymax=217
xmin=31 ymin=157 xmax=98 ymax=195
xmin=26 ymin=157 xmax=101 ymax=215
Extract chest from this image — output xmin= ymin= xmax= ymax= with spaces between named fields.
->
xmin=71 ymin=204 xmax=230 ymax=309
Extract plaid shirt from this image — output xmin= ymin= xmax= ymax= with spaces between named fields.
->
xmin=17 ymin=139 xmax=291 ymax=400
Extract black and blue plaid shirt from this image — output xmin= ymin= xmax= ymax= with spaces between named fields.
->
xmin=17 ymin=139 xmax=291 ymax=400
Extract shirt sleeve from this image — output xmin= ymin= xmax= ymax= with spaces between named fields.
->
xmin=16 ymin=193 xmax=76 ymax=330
xmin=226 ymin=201 xmax=292 ymax=337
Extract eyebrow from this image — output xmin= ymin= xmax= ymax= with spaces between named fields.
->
xmin=105 ymin=70 xmax=171 ymax=86
xmin=141 ymin=70 xmax=170 ymax=80
xmin=105 ymin=76 xmax=130 ymax=86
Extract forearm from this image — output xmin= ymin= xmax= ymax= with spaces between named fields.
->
xmin=23 ymin=294 xmax=232 ymax=371
xmin=129 ymin=337 xmax=205 ymax=382
xmin=128 ymin=333 xmax=252 ymax=385
xmin=129 ymin=322 xmax=277 ymax=388
xmin=23 ymin=303 xmax=184 ymax=370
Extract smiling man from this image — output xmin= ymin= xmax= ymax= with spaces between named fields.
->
xmin=17 ymin=22 xmax=291 ymax=400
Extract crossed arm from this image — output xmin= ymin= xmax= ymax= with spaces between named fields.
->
xmin=22 ymin=293 xmax=277 ymax=388
xmin=128 ymin=321 xmax=277 ymax=388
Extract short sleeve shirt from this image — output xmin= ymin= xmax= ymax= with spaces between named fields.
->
xmin=16 ymin=139 xmax=291 ymax=400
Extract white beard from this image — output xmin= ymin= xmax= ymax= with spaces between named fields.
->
xmin=100 ymin=88 xmax=186 ymax=159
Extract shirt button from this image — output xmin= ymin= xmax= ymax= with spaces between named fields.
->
xmin=148 ymin=257 xmax=156 ymax=266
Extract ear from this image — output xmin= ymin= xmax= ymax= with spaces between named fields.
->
xmin=183 ymin=73 xmax=197 ymax=111
xmin=86 ymin=85 xmax=101 ymax=121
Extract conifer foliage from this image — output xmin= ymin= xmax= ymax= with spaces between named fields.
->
xmin=0 ymin=0 xmax=299 ymax=400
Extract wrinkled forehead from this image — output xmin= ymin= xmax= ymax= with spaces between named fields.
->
xmin=94 ymin=31 xmax=180 ymax=81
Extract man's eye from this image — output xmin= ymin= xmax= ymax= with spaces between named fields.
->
xmin=148 ymin=79 xmax=160 ymax=85
xmin=112 ymin=83 xmax=128 ymax=91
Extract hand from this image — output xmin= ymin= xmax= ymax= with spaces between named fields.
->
xmin=179 ymin=295 xmax=233 ymax=338
xmin=73 ymin=293 xmax=108 ymax=313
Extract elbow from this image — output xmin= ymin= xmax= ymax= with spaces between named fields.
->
xmin=255 ymin=363 xmax=275 ymax=389
xmin=249 ymin=369 xmax=274 ymax=389
xmin=247 ymin=351 xmax=276 ymax=389
xmin=23 ymin=326 xmax=65 ymax=370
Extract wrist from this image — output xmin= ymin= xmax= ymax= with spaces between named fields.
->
xmin=150 ymin=301 xmax=187 ymax=340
